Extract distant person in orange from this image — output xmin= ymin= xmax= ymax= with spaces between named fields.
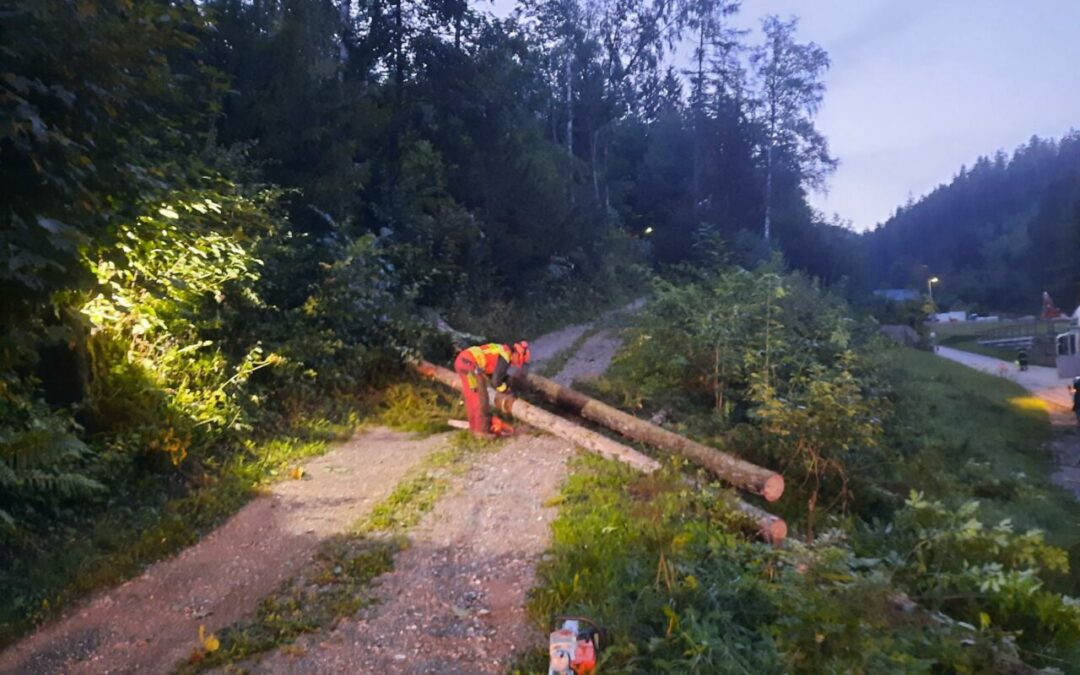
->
xmin=454 ymin=341 xmax=530 ymax=437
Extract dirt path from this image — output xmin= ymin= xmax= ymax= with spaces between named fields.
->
xmin=527 ymin=298 xmax=644 ymax=376
xmin=225 ymin=308 xmax=629 ymax=672
xmin=240 ymin=436 xmax=571 ymax=674
xmin=0 ymin=428 xmax=449 ymax=675
xmin=936 ymin=346 xmax=1080 ymax=499
xmin=218 ymin=311 xmax=629 ymax=671
xmin=527 ymin=322 xmax=591 ymax=366
xmin=550 ymin=330 xmax=623 ymax=387
xmin=2 ymin=307 xmax=633 ymax=674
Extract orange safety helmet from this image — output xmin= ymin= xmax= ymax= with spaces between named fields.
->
xmin=512 ymin=340 xmax=531 ymax=367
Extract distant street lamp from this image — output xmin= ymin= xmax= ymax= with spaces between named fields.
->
xmin=928 ymin=276 xmax=940 ymax=310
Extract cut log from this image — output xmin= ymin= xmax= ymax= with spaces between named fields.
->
xmin=415 ymin=361 xmax=786 ymax=544
xmin=733 ymin=498 xmax=788 ymax=545
xmin=512 ymin=371 xmax=784 ymax=502
xmin=415 ymin=361 xmax=659 ymax=473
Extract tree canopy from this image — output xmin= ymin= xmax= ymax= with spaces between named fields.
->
xmin=864 ymin=132 xmax=1080 ymax=312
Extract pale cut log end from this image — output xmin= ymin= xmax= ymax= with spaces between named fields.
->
xmin=762 ymin=474 xmax=785 ymax=502
xmin=760 ymin=517 xmax=788 ymax=545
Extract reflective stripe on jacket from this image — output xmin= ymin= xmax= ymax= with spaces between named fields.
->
xmin=464 ymin=343 xmax=512 ymax=391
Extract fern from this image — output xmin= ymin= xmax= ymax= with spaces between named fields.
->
xmin=0 ymin=426 xmax=89 ymax=472
xmin=0 ymin=422 xmax=105 ymax=530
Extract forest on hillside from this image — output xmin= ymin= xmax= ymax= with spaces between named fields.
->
xmin=6 ymin=1 xmax=1080 ymax=671
xmin=865 ymin=133 xmax=1080 ymax=313
xmin=1 ymin=0 xmax=859 ymax=539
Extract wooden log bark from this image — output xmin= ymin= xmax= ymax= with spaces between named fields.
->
xmin=415 ymin=361 xmax=659 ymax=473
xmin=733 ymin=498 xmax=788 ymax=545
xmin=512 ymin=371 xmax=784 ymax=502
xmin=415 ymin=361 xmax=786 ymax=544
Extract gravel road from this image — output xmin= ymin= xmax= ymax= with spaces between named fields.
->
xmin=0 ymin=429 xmax=449 ymax=675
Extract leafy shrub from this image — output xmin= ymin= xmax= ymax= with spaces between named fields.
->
xmin=78 ymin=188 xmax=280 ymax=468
xmin=526 ymin=457 xmax=1035 ymax=674
xmin=749 ymin=354 xmax=885 ymax=539
xmin=856 ymin=493 xmax=1080 ymax=664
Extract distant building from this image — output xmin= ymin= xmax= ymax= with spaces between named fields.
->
xmin=932 ymin=311 xmax=968 ymax=322
xmin=873 ymin=289 xmax=921 ymax=302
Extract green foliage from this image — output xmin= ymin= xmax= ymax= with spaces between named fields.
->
xmin=857 ymin=493 xmax=1080 ymax=665
xmin=0 ymin=415 xmax=104 ymax=531
xmin=524 ymin=457 xmax=1035 ymax=674
xmin=1 ymin=0 xmax=224 ymax=320
xmin=375 ymin=381 xmax=462 ymax=435
xmin=542 ymin=270 xmax=1080 ymax=671
xmin=607 ymin=263 xmax=859 ymax=424
xmin=526 ymin=457 xmax=782 ymax=673
xmin=750 ymin=353 xmax=884 ymax=539
xmin=598 ymin=264 xmax=882 ymax=537
xmin=80 ymin=187 xmax=279 ymax=453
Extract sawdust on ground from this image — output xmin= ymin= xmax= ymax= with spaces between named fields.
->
xmin=240 ymin=435 xmax=572 ymax=674
xmin=0 ymin=428 xmax=448 ymax=675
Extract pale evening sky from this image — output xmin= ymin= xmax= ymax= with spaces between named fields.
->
xmin=478 ymin=0 xmax=1080 ymax=231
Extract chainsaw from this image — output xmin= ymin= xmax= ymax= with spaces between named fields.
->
xmin=445 ymin=416 xmax=516 ymax=436
xmin=548 ymin=616 xmax=604 ymax=675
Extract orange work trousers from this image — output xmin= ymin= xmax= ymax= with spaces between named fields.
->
xmin=454 ymin=349 xmax=491 ymax=435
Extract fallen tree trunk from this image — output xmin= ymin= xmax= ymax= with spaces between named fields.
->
xmin=733 ymin=498 xmax=788 ymax=544
xmin=415 ymin=361 xmax=659 ymax=473
xmin=415 ymin=361 xmax=786 ymax=544
xmin=512 ymin=371 xmax=784 ymax=502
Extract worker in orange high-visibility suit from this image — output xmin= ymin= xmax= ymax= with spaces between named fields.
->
xmin=454 ymin=341 xmax=531 ymax=437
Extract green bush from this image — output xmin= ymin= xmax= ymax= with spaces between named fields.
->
xmin=525 ymin=457 xmax=1041 ymax=674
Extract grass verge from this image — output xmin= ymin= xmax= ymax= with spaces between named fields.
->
xmin=879 ymin=348 xmax=1080 ymax=548
xmin=179 ymin=536 xmax=396 ymax=673
xmin=512 ymin=455 xmax=1037 ymax=674
xmin=357 ymin=431 xmax=501 ymax=534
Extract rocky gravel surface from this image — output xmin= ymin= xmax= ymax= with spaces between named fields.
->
xmin=240 ymin=435 xmax=571 ymax=674
xmin=0 ymin=428 xmax=448 ymax=675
